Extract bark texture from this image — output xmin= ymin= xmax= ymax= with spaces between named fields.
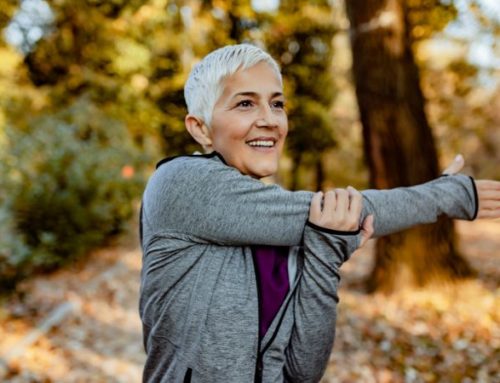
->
xmin=345 ymin=0 xmax=473 ymax=292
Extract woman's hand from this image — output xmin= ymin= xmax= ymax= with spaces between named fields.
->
xmin=475 ymin=180 xmax=500 ymax=219
xmin=309 ymin=187 xmax=374 ymax=247
xmin=443 ymin=154 xmax=500 ymax=219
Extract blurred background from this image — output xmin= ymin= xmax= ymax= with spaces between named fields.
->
xmin=0 ymin=0 xmax=499 ymax=382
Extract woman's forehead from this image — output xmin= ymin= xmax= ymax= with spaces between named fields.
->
xmin=220 ymin=62 xmax=283 ymax=99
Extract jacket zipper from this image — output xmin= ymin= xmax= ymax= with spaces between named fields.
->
xmin=251 ymin=253 xmax=263 ymax=383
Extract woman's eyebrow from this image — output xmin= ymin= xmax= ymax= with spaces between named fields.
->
xmin=232 ymin=91 xmax=284 ymax=99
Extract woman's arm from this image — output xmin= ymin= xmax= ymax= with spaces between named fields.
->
xmin=141 ymin=155 xmax=313 ymax=247
xmin=361 ymin=174 xmax=477 ymax=237
xmin=283 ymin=226 xmax=353 ymax=383
xmin=141 ymin=154 xmax=493 ymax=249
xmin=284 ymin=189 xmax=372 ymax=382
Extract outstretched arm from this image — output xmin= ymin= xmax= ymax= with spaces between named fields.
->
xmin=360 ymin=155 xmax=500 ymax=237
xmin=360 ymin=174 xmax=476 ymax=237
xmin=142 ymin=154 xmax=498 ymax=249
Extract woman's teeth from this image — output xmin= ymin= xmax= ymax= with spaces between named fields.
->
xmin=248 ymin=140 xmax=275 ymax=147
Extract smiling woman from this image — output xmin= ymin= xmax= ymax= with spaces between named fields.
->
xmin=185 ymin=61 xmax=288 ymax=178
xmin=138 ymin=44 xmax=499 ymax=383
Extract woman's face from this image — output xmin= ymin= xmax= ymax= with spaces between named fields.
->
xmin=209 ymin=62 xmax=288 ymax=179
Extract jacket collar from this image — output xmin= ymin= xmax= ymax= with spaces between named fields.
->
xmin=156 ymin=151 xmax=227 ymax=169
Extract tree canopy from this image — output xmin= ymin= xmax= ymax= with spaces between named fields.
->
xmin=0 ymin=0 xmax=499 ymax=288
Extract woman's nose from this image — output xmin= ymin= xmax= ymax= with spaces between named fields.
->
xmin=256 ymin=118 xmax=271 ymax=127
xmin=256 ymin=106 xmax=277 ymax=128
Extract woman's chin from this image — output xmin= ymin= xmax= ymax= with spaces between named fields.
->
xmin=249 ymin=165 xmax=278 ymax=179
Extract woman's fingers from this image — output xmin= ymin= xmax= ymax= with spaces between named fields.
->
xmin=476 ymin=179 xmax=500 ymax=193
xmin=477 ymin=189 xmax=500 ymax=200
xmin=308 ymin=191 xmax=323 ymax=223
xmin=476 ymin=179 xmax=500 ymax=220
xmin=359 ymin=214 xmax=374 ymax=248
xmin=309 ymin=187 xmax=374 ymax=250
xmin=442 ymin=154 xmax=465 ymax=175
xmin=439 ymin=159 xmax=500 ymax=219
xmin=323 ymin=190 xmax=337 ymax=215
xmin=347 ymin=186 xmax=363 ymax=219
xmin=335 ymin=188 xmax=359 ymax=230
xmin=479 ymin=199 xmax=500 ymax=210
xmin=334 ymin=188 xmax=349 ymax=217
xmin=309 ymin=187 xmax=363 ymax=231
xmin=478 ymin=209 xmax=500 ymax=219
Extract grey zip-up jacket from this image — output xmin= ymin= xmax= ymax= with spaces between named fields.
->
xmin=139 ymin=152 xmax=477 ymax=383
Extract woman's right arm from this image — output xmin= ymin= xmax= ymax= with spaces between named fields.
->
xmin=141 ymin=156 xmax=314 ymax=247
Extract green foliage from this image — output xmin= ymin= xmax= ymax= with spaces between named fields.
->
xmin=0 ymin=0 xmax=18 ymax=30
xmin=0 ymin=203 xmax=31 ymax=291
xmin=16 ymin=0 xmax=195 ymax=155
xmin=1 ymin=0 xmax=498 ymax=290
xmin=406 ymin=0 xmax=457 ymax=40
xmin=0 ymin=98 xmax=146 ymax=289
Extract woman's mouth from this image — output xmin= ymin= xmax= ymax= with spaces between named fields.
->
xmin=246 ymin=138 xmax=277 ymax=149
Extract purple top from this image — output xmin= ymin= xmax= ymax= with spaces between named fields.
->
xmin=251 ymin=245 xmax=290 ymax=339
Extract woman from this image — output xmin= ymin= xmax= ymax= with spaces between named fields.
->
xmin=139 ymin=44 xmax=499 ymax=383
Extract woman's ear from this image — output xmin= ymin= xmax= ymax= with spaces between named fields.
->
xmin=185 ymin=115 xmax=213 ymax=151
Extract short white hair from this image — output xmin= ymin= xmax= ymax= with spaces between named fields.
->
xmin=184 ymin=44 xmax=282 ymax=127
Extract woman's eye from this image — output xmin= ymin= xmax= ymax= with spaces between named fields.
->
xmin=236 ymin=100 xmax=253 ymax=108
xmin=272 ymin=101 xmax=285 ymax=109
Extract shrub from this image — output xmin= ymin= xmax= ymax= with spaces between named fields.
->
xmin=0 ymin=98 xmax=148 ymax=290
xmin=0 ymin=203 xmax=31 ymax=290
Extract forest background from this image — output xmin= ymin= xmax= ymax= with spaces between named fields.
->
xmin=0 ymin=0 xmax=499 ymax=381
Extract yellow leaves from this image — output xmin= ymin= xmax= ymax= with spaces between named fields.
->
xmin=130 ymin=73 xmax=149 ymax=92
xmin=407 ymin=0 xmax=458 ymax=40
xmin=300 ymin=3 xmax=334 ymax=25
xmin=130 ymin=1 xmax=169 ymax=26
xmin=322 ymin=220 xmax=500 ymax=381
xmin=0 ymin=48 xmax=49 ymax=135
xmin=327 ymin=280 xmax=499 ymax=381
xmin=416 ymin=39 xmax=467 ymax=69
xmin=111 ymin=38 xmax=151 ymax=75
xmin=0 ymin=46 xmax=22 ymax=76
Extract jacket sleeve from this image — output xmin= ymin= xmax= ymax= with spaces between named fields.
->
xmin=141 ymin=156 xmax=478 ymax=248
xmin=284 ymin=223 xmax=360 ymax=383
xmin=361 ymin=175 xmax=478 ymax=237
xmin=141 ymin=156 xmax=313 ymax=247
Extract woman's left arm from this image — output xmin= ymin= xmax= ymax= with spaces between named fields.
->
xmin=284 ymin=189 xmax=373 ymax=383
xmin=360 ymin=155 xmax=500 ymax=237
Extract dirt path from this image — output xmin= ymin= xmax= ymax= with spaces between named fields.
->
xmin=0 ymin=220 xmax=498 ymax=382
xmin=0 ymin=225 xmax=145 ymax=382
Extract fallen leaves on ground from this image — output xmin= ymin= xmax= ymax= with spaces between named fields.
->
xmin=322 ymin=220 xmax=500 ymax=383
xmin=0 ymin=220 xmax=498 ymax=382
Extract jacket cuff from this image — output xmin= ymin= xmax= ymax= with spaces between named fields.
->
xmin=305 ymin=220 xmax=361 ymax=236
xmin=439 ymin=174 xmax=479 ymax=220
xmin=468 ymin=176 xmax=479 ymax=220
xmin=303 ymin=222 xmax=361 ymax=263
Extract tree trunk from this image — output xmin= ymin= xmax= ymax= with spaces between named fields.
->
xmin=345 ymin=0 xmax=473 ymax=292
